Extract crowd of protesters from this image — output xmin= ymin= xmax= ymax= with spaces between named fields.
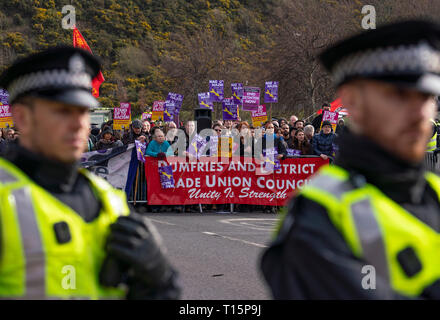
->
xmin=80 ymin=103 xmax=345 ymax=213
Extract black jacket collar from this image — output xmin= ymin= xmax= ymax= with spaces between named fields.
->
xmin=3 ymin=143 xmax=79 ymax=193
xmin=334 ymin=130 xmax=426 ymax=204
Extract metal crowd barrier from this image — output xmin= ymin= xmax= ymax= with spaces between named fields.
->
xmin=424 ymin=150 xmax=440 ymax=173
xmin=127 ymin=161 xmax=147 ymax=204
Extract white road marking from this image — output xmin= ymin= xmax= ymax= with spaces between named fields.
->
xmin=219 ymin=218 xmax=278 ymax=231
xmin=149 ymin=218 xmax=177 ymax=226
xmin=202 ymin=231 xmax=268 ymax=248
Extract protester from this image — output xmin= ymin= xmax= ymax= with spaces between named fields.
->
xmin=122 ymin=119 xmax=147 ymax=145
xmin=311 ymin=103 xmax=331 ymax=132
xmin=289 ymin=129 xmax=313 ymax=155
xmin=142 ymin=120 xmax=152 ymax=140
xmin=276 ymin=127 xmax=288 ymax=149
xmin=304 ymin=124 xmax=315 ymax=144
xmin=165 ymin=121 xmax=179 ymax=154
xmin=145 ymin=128 xmax=173 ymax=159
xmin=5 ymin=128 xmax=14 ymax=141
xmin=312 ymin=120 xmax=336 ymax=161
xmin=281 ymin=123 xmax=290 ymax=141
xmin=335 ymin=118 xmax=345 ymax=135
xmin=95 ymin=128 xmax=123 ymax=151
xmin=289 ymin=115 xmax=298 ymax=128
xmin=236 ymin=121 xmax=254 ymax=157
xmin=279 ymin=118 xmax=288 ymax=127
xmin=184 ymin=120 xmax=196 ymax=150
xmin=294 ymin=119 xmax=305 ymax=130
xmin=224 ymin=120 xmax=233 ymax=131
xmin=258 ymin=122 xmax=287 ymax=159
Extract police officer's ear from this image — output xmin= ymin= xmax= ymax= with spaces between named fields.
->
xmin=10 ymin=98 xmax=35 ymax=136
xmin=338 ymin=80 xmax=364 ymax=127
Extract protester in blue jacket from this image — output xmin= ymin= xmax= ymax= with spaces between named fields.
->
xmin=145 ymin=127 xmax=174 ymax=159
xmin=312 ymin=120 xmax=336 ymax=161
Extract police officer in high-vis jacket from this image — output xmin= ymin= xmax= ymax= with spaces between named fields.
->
xmin=261 ymin=20 xmax=440 ymax=299
xmin=0 ymin=47 xmax=180 ymax=299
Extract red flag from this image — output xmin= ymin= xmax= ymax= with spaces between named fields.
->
xmin=316 ymin=98 xmax=344 ymax=114
xmin=72 ymin=27 xmax=104 ymax=97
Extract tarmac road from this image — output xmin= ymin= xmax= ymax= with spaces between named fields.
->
xmin=142 ymin=211 xmax=278 ymax=300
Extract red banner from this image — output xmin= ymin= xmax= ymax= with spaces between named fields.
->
xmin=145 ymin=157 xmax=328 ymax=206
xmin=73 ymin=27 xmax=104 ymax=97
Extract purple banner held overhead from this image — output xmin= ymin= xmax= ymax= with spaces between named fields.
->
xmin=242 ymin=87 xmax=260 ymax=111
xmin=222 ymin=98 xmax=238 ymax=121
xmin=159 ymin=165 xmax=175 ymax=189
xmin=198 ymin=92 xmax=213 ymax=110
xmin=264 ymin=81 xmax=279 ymax=103
xmin=209 ymin=80 xmax=224 ymax=102
xmin=231 ymin=83 xmax=243 ymax=105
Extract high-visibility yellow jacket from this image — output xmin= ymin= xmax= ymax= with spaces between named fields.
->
xmin=0 ymin=157 xmax=130 ymax=299
xmin=427 ymin=120 xmax=437 ymax=151
xmin=284 ymin=164 xmax=440 ymax=297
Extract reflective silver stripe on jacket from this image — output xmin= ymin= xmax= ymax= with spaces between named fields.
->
xmin=12 ymin=188 xmax=46 ymax=299
xmin=307 ymin=173 xmax=353 ymax=200
xmin=351 ymin=198 xmax=390 ymax=285
xmin=0 ymin=167 xmax=18 ymax=184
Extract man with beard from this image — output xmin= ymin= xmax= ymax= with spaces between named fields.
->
xmin=261 ymin=20 xmax=440 ymax=299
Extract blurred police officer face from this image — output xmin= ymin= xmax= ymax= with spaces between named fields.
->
xmin=339 ymin=79 xmax=436 ymax=163
xmin=12 ymin=97 xmax=90 ymax=164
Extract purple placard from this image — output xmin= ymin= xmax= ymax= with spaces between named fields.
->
xmin=209 ymin=80 xmax=224 ymax=102
xmin=286 ymin=148 xmax=301 ymax=157
xmin=167 ymin=92 xmax=184 ymax=108
xmin=263 ymin=148 xmax=281 ymax=172
xmin=242 ymin=86 xmax=260 ymax=111
xmin=222 ymin=98 xmax=238 ymax=121
xmin=187 ymin=134 xmax=208 ymax=159
xmin=209 ymin=135 xmax=219 ymax=157
xmin=198 ymin=92 xmax=213 ymax=110
xmin=159 ymin=165 xmax=175 ymax=189
xmin=0 ymin=89 xmax=9 ymax=105
xmin=164 ymin=101 xmax=175 ymax=122
xmin=135 ymin=140 xmax=146 ymax=163
xmin=231 ymin=83 xmax=243 ymax=105
xmin=165 ymin=92 xmax=184 ymax=117
xmin=264 ymin=81 xmax=278 ymax=103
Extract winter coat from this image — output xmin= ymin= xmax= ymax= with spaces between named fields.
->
xmin=145 ymin=140 xmax=173 ymax=157
xmin=312 ymin=131 xmax=336 ymax=156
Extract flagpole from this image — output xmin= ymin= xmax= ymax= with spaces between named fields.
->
xmin=270 ymin=103 xmax=273 ymax=121
xmin=133 ymin=164 xmax=139 ymax=206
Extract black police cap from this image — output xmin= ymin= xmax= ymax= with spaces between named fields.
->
xmin=0 ymin=46 xmax=101 ymax=108
xmin=320 ymin=20 xmax=440 ymax=95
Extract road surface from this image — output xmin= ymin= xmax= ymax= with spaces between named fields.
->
xmin=143 ymin=211 xmax=278 ymax=300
